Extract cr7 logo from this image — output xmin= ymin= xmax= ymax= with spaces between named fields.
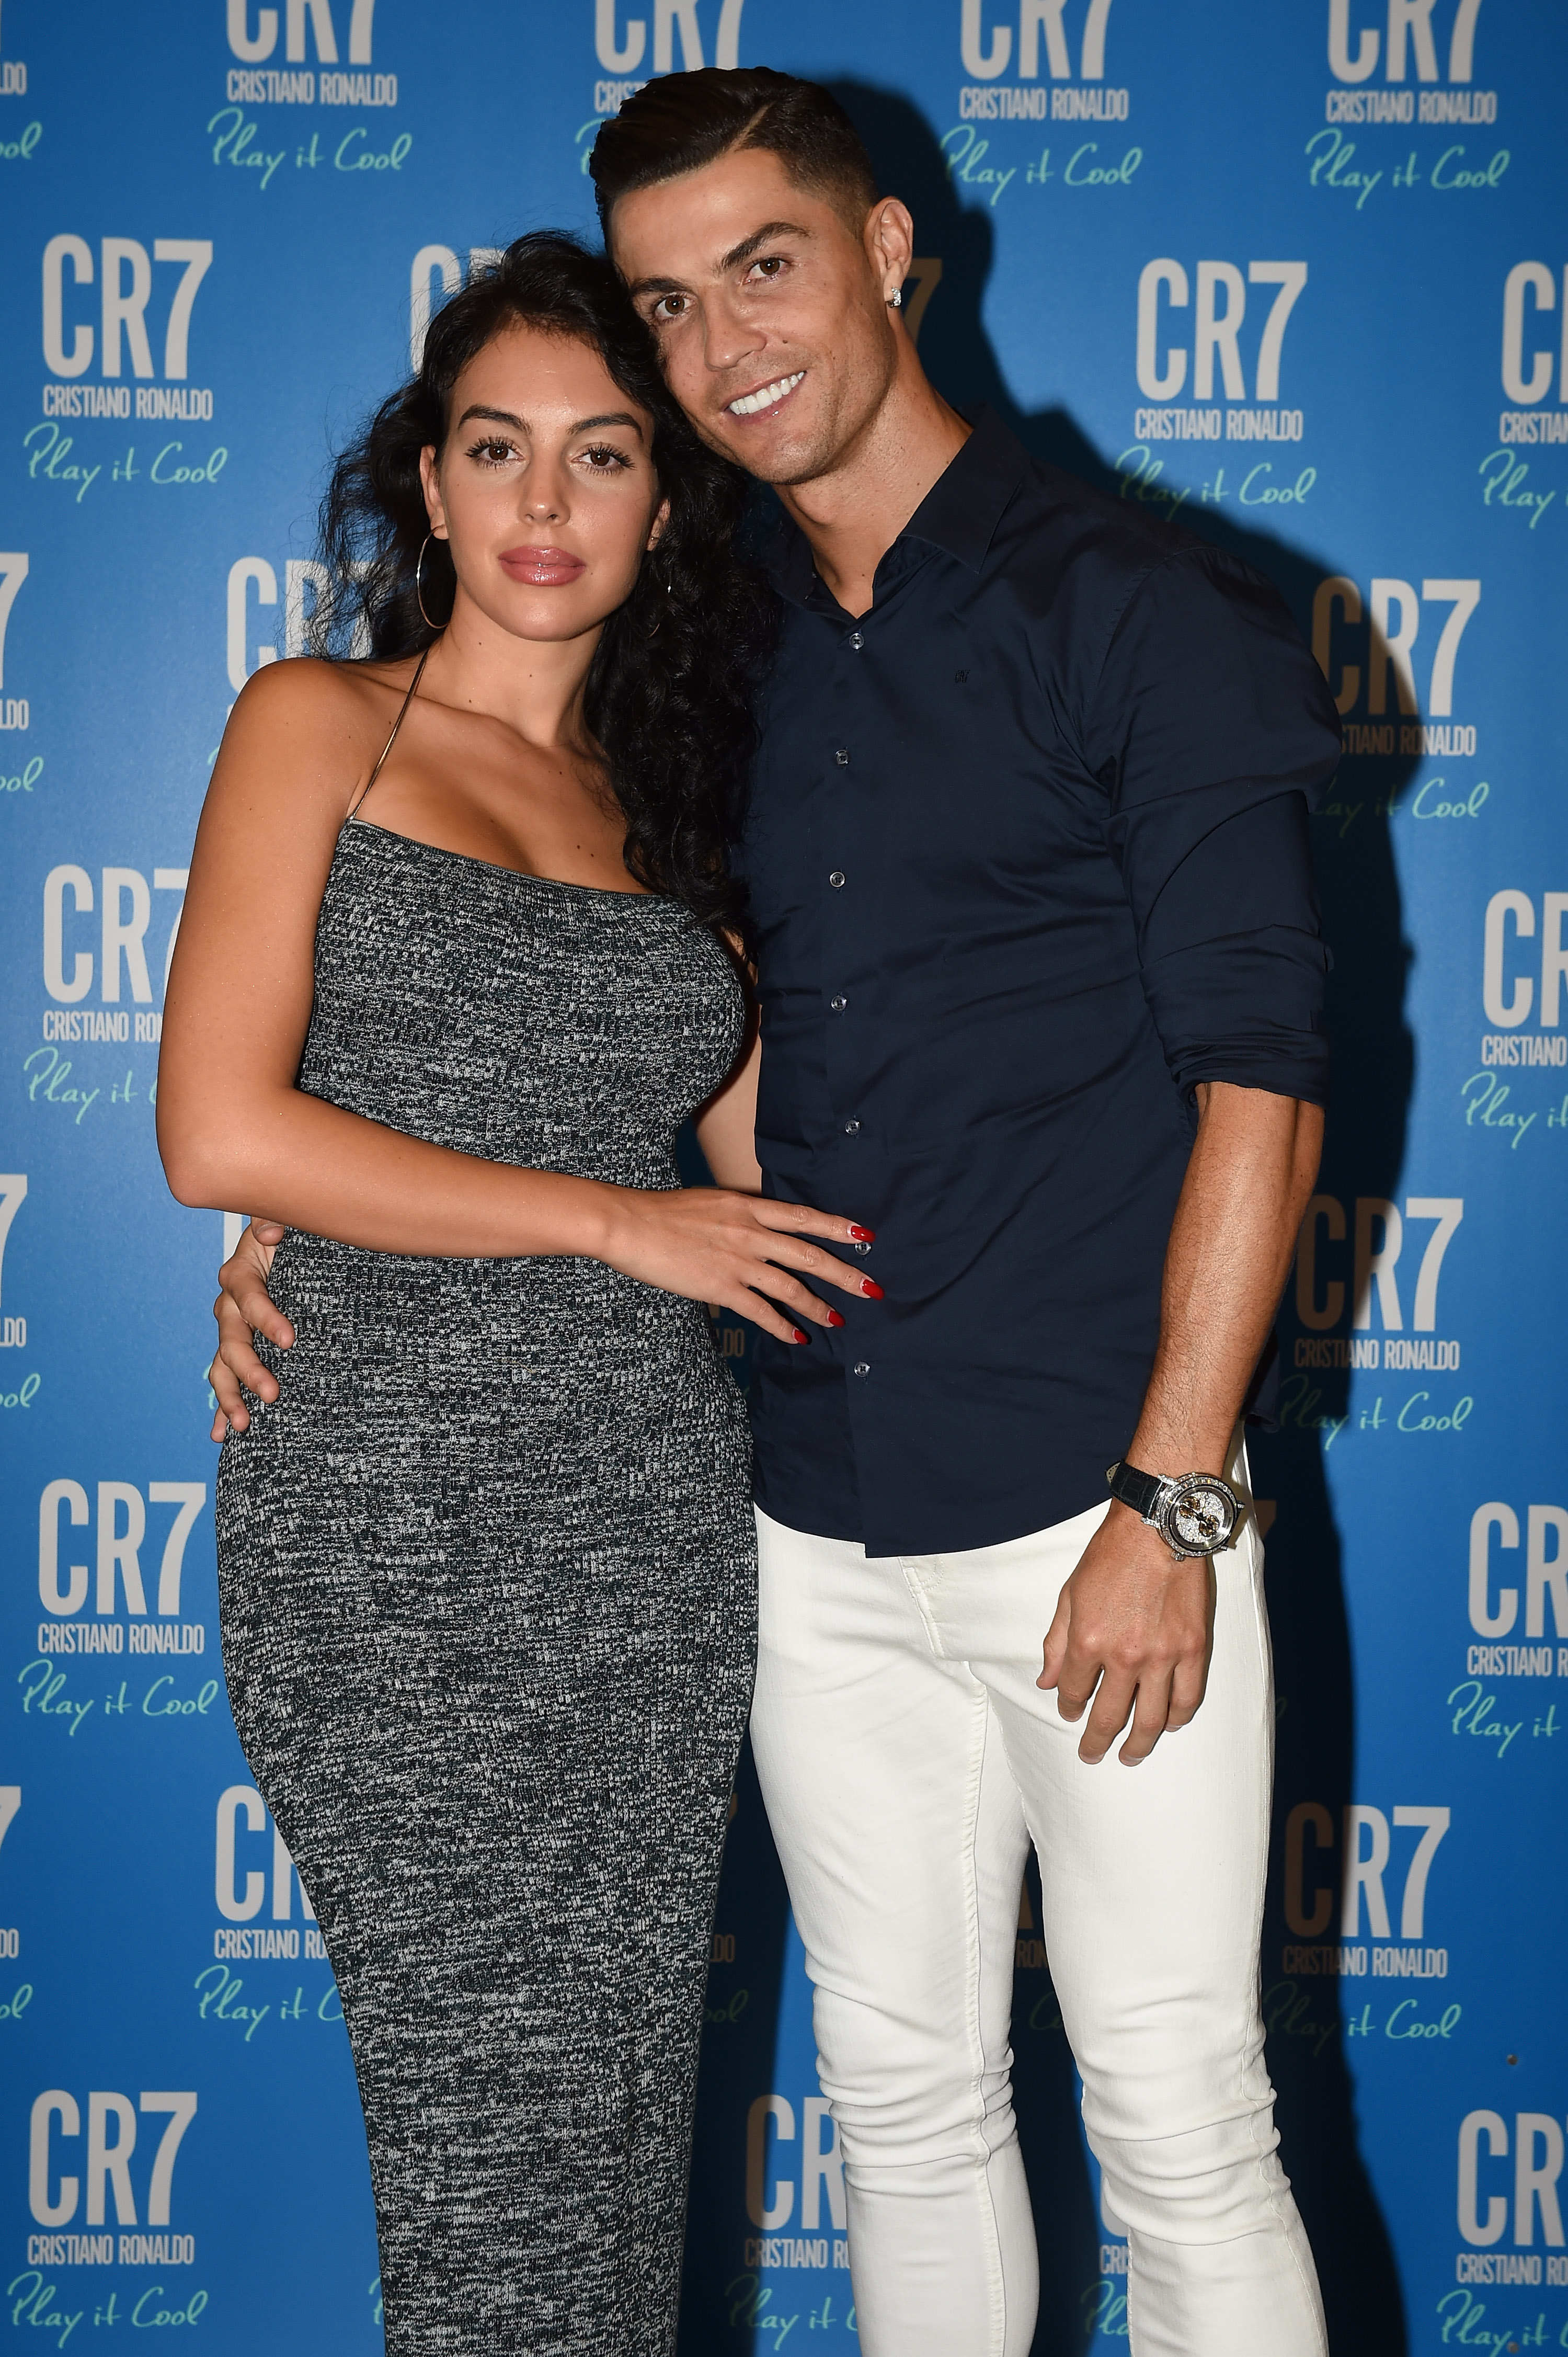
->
xmin=746 ymin=2092 xmax=846 ymax=2233
xmin=227 ymin=0 xmax=375 ymax=62
xmin=1284 ymin=1802 xmax=1450 ymax=1939
xmin=42 ymin=238 xmax=212 ymax=382
xmin=1137 ymin=260 xmax=1307 ymax=403
xmin=0 ymin=551 xmax=27 ymax=697
xmin=1313 ymin=575 xmax=1480 ymax=718
xmin=215 ymin=1786 xmax=314 ymax=1923
xmin=1328 ymin=0 xmax=1483 ymax=84
xmin=1458 ymin=2110 xmax=1567 ymax=2250
xmin=1468 ymin=1502 xmax=1568 ymax=1641
xmin=39 ymin=1481 xmax=207 ymax=1618
xmin=1482 ymin=891 xmax=1568 ymax=1030
xmin=43 ymin=866 xmax=188 ymax=1004
xmin=961 ymin=0 xmax=1114 ymax=80
xmin=408 ymin=244 xmax=502 ymax=370
xmin=0 ymin=1174 xmax=26 ymax=1324
xmin=29 ymin=2092 xmax=197 ymax=2227
xmin=227 ymin=554 xmax=372 ymax=687
xmin=593 ymin=0 xmax=745 ymax=76
xmin=1296 ymin=1194 xmax=1462 ymax=1332
xmin=1502 ymin=264 xmax=1568 ymax=406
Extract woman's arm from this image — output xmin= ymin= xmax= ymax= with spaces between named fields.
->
xmin=159 ymin=658 xmax=591 ymax=1256
xmin=159 ymin=662 xmax=869 ymax=1345
xmin=208 ymin=1003 xmax=777 ymax=1437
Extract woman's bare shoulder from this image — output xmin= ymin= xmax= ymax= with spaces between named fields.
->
xmin=225 ymin=652 xmax=421 ymax=745
xmin=213 ymin=659 xmax=431 ymax=829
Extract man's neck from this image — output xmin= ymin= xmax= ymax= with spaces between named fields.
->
xmin=775 ymin=348 xmax=971 ymax=620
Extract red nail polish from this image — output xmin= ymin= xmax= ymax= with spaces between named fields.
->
xmin=792 ymin=1328 xmax=809 ymax=1345
xmin=827 ymin=1310 xmax=845 ymax=1327
xmin=861 ymin=1279 xmax=884 ymax=1299
xmin=848 ymin=1225 xmax=875 ymax=1241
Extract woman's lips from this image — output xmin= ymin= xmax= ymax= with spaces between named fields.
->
xmin=499 ymin=546 xmax=585 ymax=586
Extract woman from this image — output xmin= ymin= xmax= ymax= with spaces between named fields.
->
xmin=156 ymin=233 xmax=870 ymax=2355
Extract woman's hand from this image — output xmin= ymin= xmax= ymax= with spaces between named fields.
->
xmin=208 ymin=1188 xmax=879 ymax=1432
xmin=209 ymin=1220 xmax=290 ymax=1438
xmin=598 ymin=1187 xmax=877 ymax=1344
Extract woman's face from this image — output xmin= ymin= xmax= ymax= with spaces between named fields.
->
xmin=420 ymin=320 xmax=666 ymax=645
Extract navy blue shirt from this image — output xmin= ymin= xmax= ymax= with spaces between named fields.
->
xmin=740 ymin=409 xmax=1340 ymax=1558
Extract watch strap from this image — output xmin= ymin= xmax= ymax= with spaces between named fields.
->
xmin=1105 ymin=1459 xmax=1166 ymax=1521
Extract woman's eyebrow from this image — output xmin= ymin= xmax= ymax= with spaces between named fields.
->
xmin=572 ymin=412 xmax=645 ymax=437
xmin=455 ymin=404 xmax=525 ymax=432
xmin=453 ymin=404 xmax=644 ymax=439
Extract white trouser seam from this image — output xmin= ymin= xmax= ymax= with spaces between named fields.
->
xmin=899 ymin=1554 xmax=1010 ymax=2357
xmin=1249 ymin=2104 xmax=1322 ymax=2323
xmin=1224 ymin=1515 xmax=1273 ymax=2117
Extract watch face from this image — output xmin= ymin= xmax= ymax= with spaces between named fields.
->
xmin=1165 ymin=1480 xmax=1238 ymax=1555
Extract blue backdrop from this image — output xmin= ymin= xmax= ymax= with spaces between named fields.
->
xmin=2 ymin=3 xmax=1566 ymax=2351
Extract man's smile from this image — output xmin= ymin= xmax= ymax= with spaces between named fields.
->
xmin=725 ymin=369 xmax=807 ymax=418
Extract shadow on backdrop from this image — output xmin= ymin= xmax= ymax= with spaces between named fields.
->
xmin=863 ymin=79 xmax=1416 ymax=2356
xmin=678 ymin=78 xmax=1419 ymax=2355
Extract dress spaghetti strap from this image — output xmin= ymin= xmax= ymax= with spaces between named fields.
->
xmin=345 ymin=644 xmax=431 ymax=825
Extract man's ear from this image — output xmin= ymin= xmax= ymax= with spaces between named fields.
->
xmin=865 ymin=197 xmax=916 ymax=308
xmin=418 ymin=444 xmax=449 ymax=539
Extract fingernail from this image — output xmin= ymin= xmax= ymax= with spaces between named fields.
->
xmin=827 ymin=1310 xmax=845 ymax=1327
xmin=848 ymin=1225 xmax=875 ymax=1241
xmin=792 ymin=1328 xmax=809 ymax=1345
xmin=861 ymin=1279 xmax=884 ymax=1299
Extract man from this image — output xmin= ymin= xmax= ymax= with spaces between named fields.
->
xmin=213 ymin=69 xmax=1336 ymax=2356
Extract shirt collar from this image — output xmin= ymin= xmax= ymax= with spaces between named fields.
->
xmin=901 ymin=404 xmax=1028 ymax=569
xmin=764 ymin=404 xmax=1028 ymax=609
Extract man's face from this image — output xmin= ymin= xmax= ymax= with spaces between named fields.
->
xmin=610 ymin=146 xmax=901 ymax=488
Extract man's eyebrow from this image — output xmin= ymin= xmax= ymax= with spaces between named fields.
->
xmin=452 ymin=404 xmax=644 ymax=440
xmin=717 ymin=220 xmax=814 ymax=275
xmin=624 ymin=272 xmax=686 ymax=302
xmin=624 ymin=220 xmax=815 ymax=302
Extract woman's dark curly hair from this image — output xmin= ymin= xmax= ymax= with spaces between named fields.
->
xmin=314 ymin=230 xmax=774 ymax=927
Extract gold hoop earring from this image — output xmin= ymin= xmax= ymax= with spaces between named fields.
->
xmin=416 ymin=532 xmax=445 ymax=632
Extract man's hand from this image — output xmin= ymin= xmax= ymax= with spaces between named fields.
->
xmin=209 ymin=1219 xmax=290 ymax=1439
xmin=1037 ymin=1502 xmax=1214 ymax=1766
xmin=1038 ymin=1080 xmax=1319 ymax=1766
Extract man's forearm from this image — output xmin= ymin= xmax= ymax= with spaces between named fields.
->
xmin=1125 ymin=1080 xmax=1323 ymax=1477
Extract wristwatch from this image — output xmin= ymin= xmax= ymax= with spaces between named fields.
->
xmin=1105 ymin=1459 xmax=1246 ymax=1561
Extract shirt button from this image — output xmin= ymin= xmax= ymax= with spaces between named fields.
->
xmin=849 ymin=631 xmax=864 ymax=651
xmin=843 ymin=1119 xmax=861 ymax=1135
xmin=830 ymin=994 xmax=848 ymax=1012
xmin=853 ymin=1362 xmax=871 ymax=1379
xmin=834 ymin=748 xmax=850 ymax=767
xmin=828 ymin=870 xmax=845 ymax=889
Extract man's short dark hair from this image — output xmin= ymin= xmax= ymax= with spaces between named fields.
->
xmin=590 ymin=67 xmax=879 ymax=237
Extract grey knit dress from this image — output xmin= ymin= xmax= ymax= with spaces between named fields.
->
xmin=214 ymin=816 xmax=757 ymax=2356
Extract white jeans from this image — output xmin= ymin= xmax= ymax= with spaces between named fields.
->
xmin=750 ymin=1494 xmax=1328 ymax=2357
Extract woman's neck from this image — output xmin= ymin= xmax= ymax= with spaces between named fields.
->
xmin=418 ymin=593 xmax=601 ymax=753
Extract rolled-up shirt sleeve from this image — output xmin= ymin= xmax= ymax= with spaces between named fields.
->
xmin=1085 ymin=543 xmax=1341 ymax=1106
